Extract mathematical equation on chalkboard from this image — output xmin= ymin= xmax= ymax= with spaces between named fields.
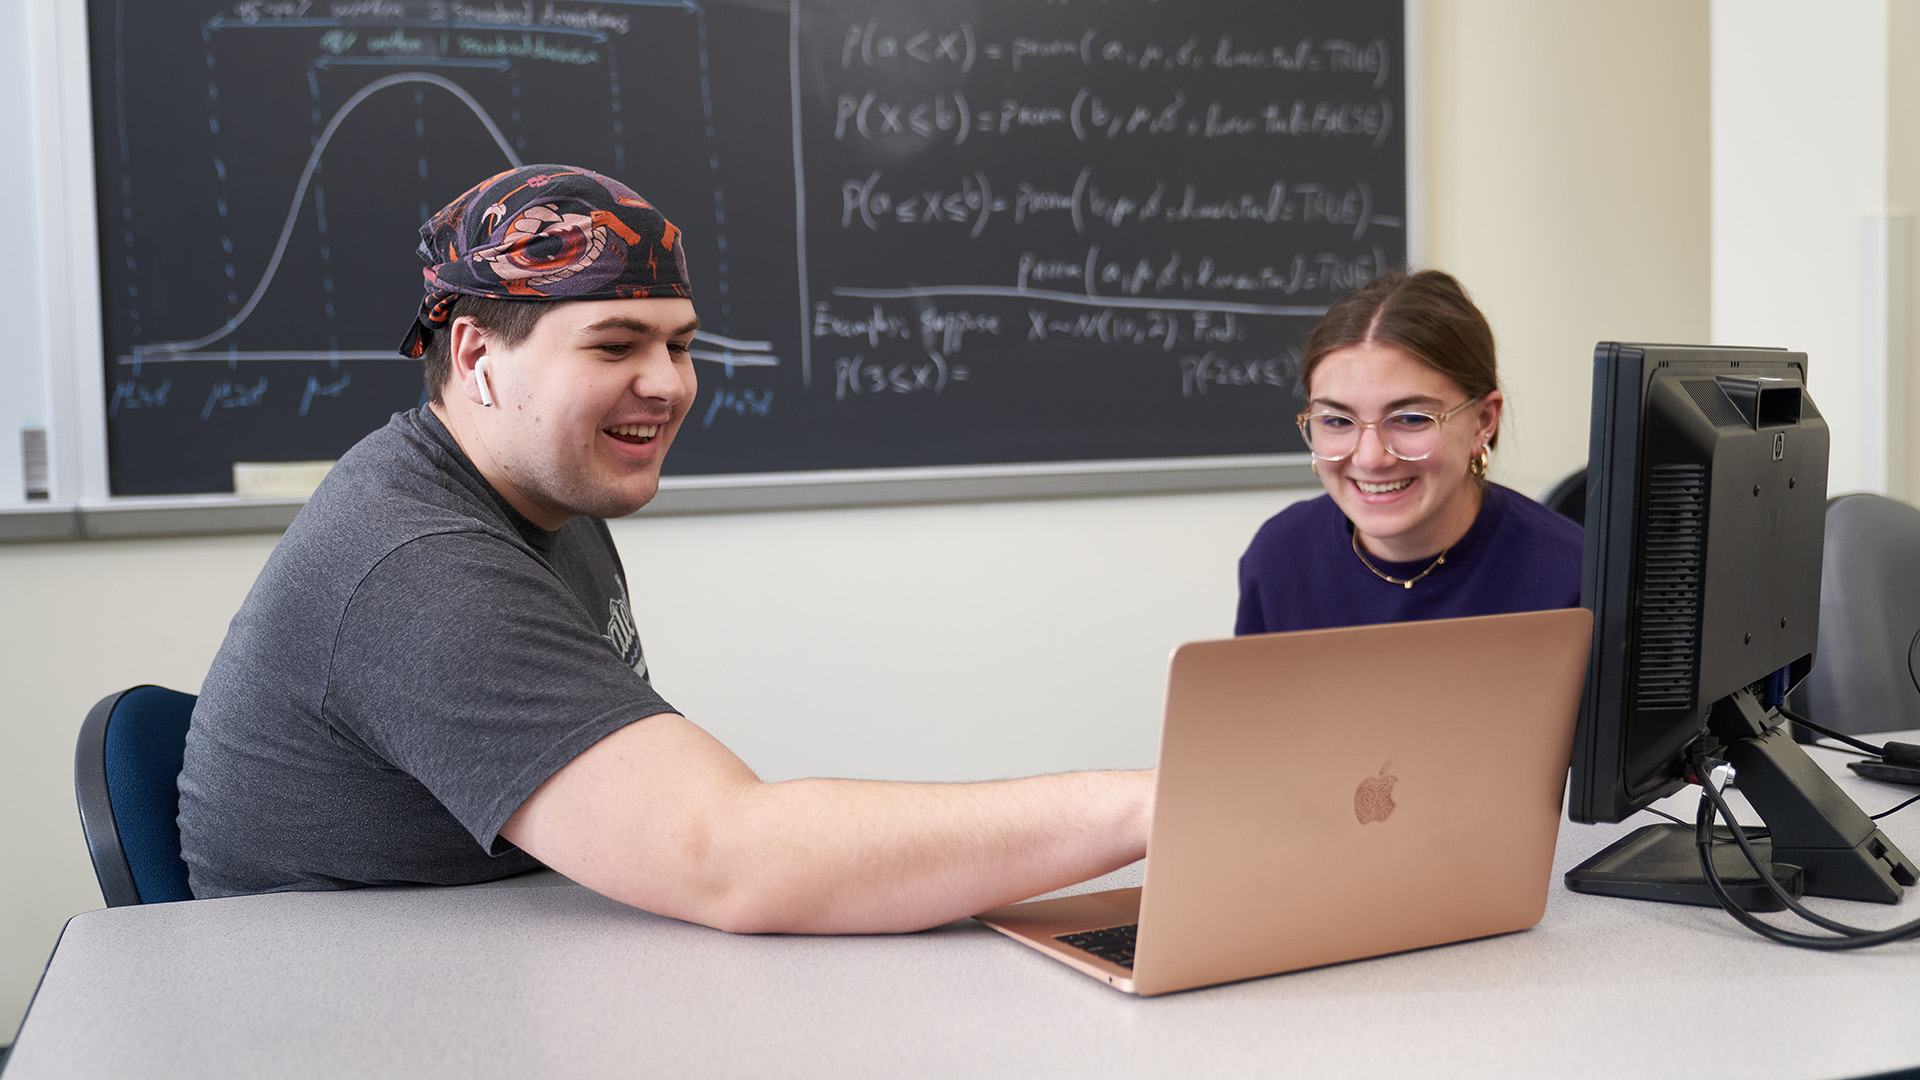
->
xmin=91 ymin=0 xmax=1405 ymax=495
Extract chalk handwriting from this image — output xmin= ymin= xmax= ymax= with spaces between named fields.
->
xmin=842 ymin=21 xmax=980 ymax=73
xmin=840 ymin=168 xmax=1391 ymax=241
xmin=232 ymin=0 xmax=313 ymax=24
xmin=299 ymin=373 xmax=352 ymax=417
xmin=110 ymin=380 xmax=172 ymax=418
xmin=1011 ymin=244 xmax=1389 ymax=300
xmin=919 ymin=308 xmax=1001 ymax=353
xmin=811 ymin=303 xmax=1002 ymax=356
xmin=291 ymin=2 xmax=630 ymax=33
xmin=369 ymin=28 xmax=427 ymax=56
xmin=831 ymin=88 xmax=1389 ymax=146
xmin=834 ymin=91 xmax=969 ymax=144
xmin=1179 ymin=351 xmax=1292 ymax=397
xmin=457 ymin=34 xmax=598 ymax=65
xmin=329 ymin=2 xmax=404 ymax=18
xmin=448 ymin=1 xmax=533 ymax=24
xmin=703 ymin=387 xmax=774 ymax=428
xmin=538 ymin=5 xmax=631 ymax=35
xmin=202 ymin=378 xmax=269 ymax=420
xmin=836 ymin=21 xmax=1392 ymax=84
xmin=834 ymin=352 xmax=969 ymax=400
xmin=1024 ymin=306 xmax=1182 ymax=351
xmin=813 ymin=303 xmax=914 ymax=347
xmin=841 ymin=169 xmax=1003 ymax=237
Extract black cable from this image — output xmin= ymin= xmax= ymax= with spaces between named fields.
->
xmin=1688 ymin=750 xmax=1920 ymax=949
xmin=1642 ymin=802 xmax=1770 ymax=839
xmin=1803 ymin=739 xmax=1867 ymax=756
xmin=1775 ymin=707 xmax=1885 ymax=756
xmin=1689 ymin=754 xmax=1869 ymax=937
xmin=1691 ymin=762 xmax=1877 ymax=938
xmin=1872 ymin=794 xmax=1920 ymax=821
xmin=1690 ymin=792 xmax=1880 ymax=948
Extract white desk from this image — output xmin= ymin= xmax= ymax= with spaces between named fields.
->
xmin=9 ymin=747 xmax=1920 ymax=1079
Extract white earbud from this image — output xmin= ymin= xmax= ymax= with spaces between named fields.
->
xmin=474 ymin=356 xmax=495 ymax=408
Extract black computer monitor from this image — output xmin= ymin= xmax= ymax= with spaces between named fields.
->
xmin=1566 ymin=342 xmax=1916 ymax=907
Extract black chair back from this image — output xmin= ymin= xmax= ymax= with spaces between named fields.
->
xmin=1542 ymin=467 xmax=1587 ymax=526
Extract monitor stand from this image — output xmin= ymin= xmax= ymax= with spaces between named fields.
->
xmin=1567 ymin=689 xmax=1917 ymax=906
xmin=1564 ymin=822 xmax=1803 ymax=909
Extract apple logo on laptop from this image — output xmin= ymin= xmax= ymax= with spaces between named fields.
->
xmin=1354 ymin=762 xmax=1398 ymax=825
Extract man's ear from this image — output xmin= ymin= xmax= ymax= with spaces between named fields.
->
xmin=448 ymin=316 xmax=492 ymax=409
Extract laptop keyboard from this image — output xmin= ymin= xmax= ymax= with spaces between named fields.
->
xmin=1054 ymin=923 xmax=1138 ymax=969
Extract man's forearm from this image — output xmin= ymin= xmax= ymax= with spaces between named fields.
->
xmin=502 ymin=713 xmax=1154 ymax=934
xmin=698 ymin=769 xmax=1154 ymax=934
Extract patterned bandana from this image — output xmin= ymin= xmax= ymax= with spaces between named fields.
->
xmin=399 ymin=164 xmax=692 ymax=358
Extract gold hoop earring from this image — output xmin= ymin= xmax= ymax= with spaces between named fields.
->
xmin=1310 ymin=458 xmax=1320 ymax=478
xmin=1468 ymin=446 xmax=1490 ymax=480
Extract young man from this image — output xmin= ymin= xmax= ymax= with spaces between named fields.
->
xmin=176 ymin=165 xmax=1152 ymax=933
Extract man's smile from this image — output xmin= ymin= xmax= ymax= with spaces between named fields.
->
xmin=604 ymin=423 xmax=662 ymax=444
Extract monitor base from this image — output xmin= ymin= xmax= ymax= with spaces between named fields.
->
xmin=1565 ymin=823 xmax=1803 ymax=910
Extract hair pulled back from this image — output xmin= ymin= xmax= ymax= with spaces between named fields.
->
xmin=1300 ymin=269 xmax=1501 ymax=448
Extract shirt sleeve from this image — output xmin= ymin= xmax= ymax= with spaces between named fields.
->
xmin=325 ymin=529 xmax=675 ymax=851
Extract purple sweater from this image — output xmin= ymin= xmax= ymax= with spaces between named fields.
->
xmin=1235 ymin=483 xmax=1584 ymax=636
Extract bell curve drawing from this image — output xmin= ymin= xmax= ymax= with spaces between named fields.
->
xmin=90 ymin=0 xmax=1405 ymax=497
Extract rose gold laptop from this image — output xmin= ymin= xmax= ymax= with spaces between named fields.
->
xmin=975 ymin=607 xmax=1593 ymax=996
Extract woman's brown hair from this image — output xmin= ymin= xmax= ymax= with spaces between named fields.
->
xmin=1300 ymin=269 xmax=1501 ymax=447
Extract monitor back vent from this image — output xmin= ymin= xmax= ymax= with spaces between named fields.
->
xmin=1633 ymin=463 xmax=1707 ymax=709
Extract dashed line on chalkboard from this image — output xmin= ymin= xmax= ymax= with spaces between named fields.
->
xmin=693 ymin=5 xmax=733 ymax=334
xmin=307 ymin=68 xmax=340 ymax=364
xmin=112 ymin=0 xmax=143 ymax=342
xmin=607 ymin=37 xmax=626 ymax=176
xmin=131 ymin=72 xmax=523 ymax=360
xmin=509 ymin=70 xmax=525 ymax=154
xmin=203 ymin=22 xmax=242 ymax=331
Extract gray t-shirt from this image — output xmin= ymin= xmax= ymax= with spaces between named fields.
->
xmin=177 ymin=408 xmax=673 ymax=898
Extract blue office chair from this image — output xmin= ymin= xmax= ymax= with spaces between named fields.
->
xmin=74 ymin=685 xmax=198 ymax=906
xmin=1789 ymin=494 xmax=1920 ymax=736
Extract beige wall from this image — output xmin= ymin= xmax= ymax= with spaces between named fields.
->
xmin=1425 ymin=2 xmax=1713 ymax=497
xmin=1712 ymin=0 xmax=1903 ymax=498
xmin=0 ymin=2 xmax=1717 ymax=1040
xmin=1893 ymin=3 xmax=1920 ymax=502
xmin=2 ymin=534 xmax=277 ymax=1038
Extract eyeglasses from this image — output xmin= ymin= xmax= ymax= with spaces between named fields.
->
xmin=1295 ymin=397 xmax=1483 ymax=462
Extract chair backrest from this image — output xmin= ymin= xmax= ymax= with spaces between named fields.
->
xmin=1791 ymin=494 xmax=1920 ymax=735
xmin=1541 ymin=466 xmax=1587 ymax=527
xmin=74 ymin=685 xmax=197 ymax=905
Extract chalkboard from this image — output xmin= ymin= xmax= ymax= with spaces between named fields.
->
xmin=90 ymin=0 xmax=1406 ymax=497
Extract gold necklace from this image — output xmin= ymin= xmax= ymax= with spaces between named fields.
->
xmin=1351 ymin=530 xmax=1450 ymax=590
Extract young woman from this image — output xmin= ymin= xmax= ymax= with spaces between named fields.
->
xmin=1235 ymin=270 xmax=1583 ymax=635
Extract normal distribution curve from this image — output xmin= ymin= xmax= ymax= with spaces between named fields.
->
xmin=123 ymin=68 xmax=776 ymax=369
xmin=131 ymin=71 xmax=522 ymax=360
